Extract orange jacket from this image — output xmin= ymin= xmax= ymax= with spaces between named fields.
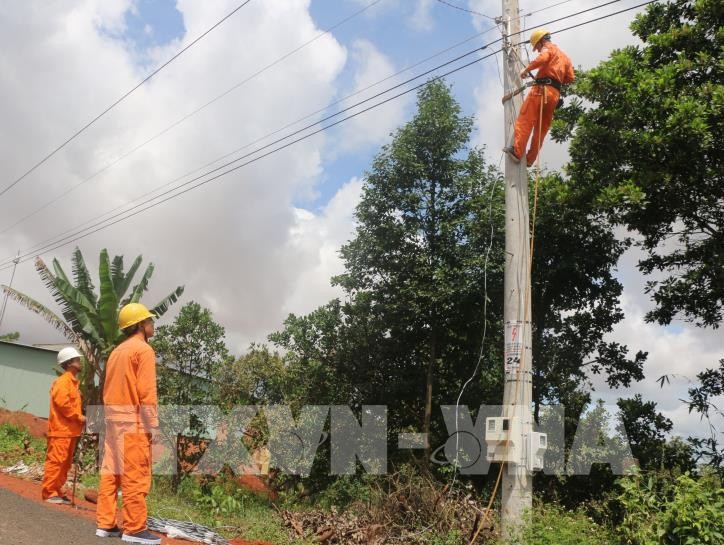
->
xmin=47 ymin=371 xmax=84 ymax=437
xmin=103 ymin=335 xmax=159 ymax=430
xmin=525 ymin=41 xmax=575 ymax=85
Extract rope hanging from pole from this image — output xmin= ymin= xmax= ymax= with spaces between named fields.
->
xmin=468 ymin=76 xmax=546 ymax=545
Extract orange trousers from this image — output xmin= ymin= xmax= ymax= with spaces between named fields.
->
xmin=513 ymin=85 xmax=559 ymax=165
xmin=96 ymin=422 xmax=152 ymax=534
xmin=41 ymin=436 xmax=78 ymax=499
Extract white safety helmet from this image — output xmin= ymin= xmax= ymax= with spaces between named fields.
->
xmin=57 ymin=346 xmax=82 ymax=366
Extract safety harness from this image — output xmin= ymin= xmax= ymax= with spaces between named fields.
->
xmin=501 ymin=77 xmax=563 ymax=104
xmin=533 ymin=77 xmax=562 ymax=92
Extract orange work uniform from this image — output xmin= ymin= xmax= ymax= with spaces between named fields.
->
xmin=42 ymin=370 xmax=84 ymax=500
xmin=96 ymin=335 xmax=158 ymax=534
xmin=513 ymin=41 xmax=575 ymax=165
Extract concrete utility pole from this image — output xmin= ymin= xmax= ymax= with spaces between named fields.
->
xmin=500 ymin=0 xmax=533 ymax=534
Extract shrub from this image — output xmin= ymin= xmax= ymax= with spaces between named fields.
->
xmin=618 ymin=469 xmax=724 ymax=544
xmin=505 ymin=502 xmax=614 ymax=545
xmin=0 ymin=423 xmax=46 ymax=464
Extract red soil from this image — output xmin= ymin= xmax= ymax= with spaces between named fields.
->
xmin=0 ymin=407 xmax=49 ymax=438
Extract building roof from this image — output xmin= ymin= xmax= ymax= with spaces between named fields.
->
xmin=32 ymin=343 xmax=72 ymax=352
xmin=0 ymin=340 xmax=59 ymax=354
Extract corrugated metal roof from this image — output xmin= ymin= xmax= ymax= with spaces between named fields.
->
xmin=0 ymin=340 xmax=60 ymax=353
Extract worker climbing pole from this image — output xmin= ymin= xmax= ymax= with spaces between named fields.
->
xmin=479 ymin=0 xmax=576 ymax=540
xmin=503 ymin=26 xmax=575 ymax=167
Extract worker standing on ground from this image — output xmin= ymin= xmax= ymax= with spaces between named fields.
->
xmin=503 ymin=28 xmax=575 ymax=166
xmin=95 ymin=303 xmax=161 ymax=545
xmin=41 ymin=347 xmax=85 ymax=504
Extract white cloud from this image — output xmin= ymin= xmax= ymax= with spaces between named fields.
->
xmin=410 ymin=0 xmax=435 ymax=32
xmin=586 ymin=245 xmax=724 ymax=440
xmin=283 ymin=177 xmax=363 ymax=316
xmin=0 ymin=0 xmax=349 ymax=354
xmin=336 ymin=39 xmax=411 ymax=153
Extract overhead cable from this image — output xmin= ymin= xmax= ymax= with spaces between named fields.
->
xmin=0 ymin=0 xmax=662 ymax=272
xmin=0 ymin=48 xmax=506 ymax=272
xmin=0 ymin=0 xmax=626 ymax=238
xmin=434 ymin=0 xmax=497 ymax=20
xmin=0 ymin=0 xmax=255 ymax=199
xmin=0 ymin=0 xmax=386 ymax=235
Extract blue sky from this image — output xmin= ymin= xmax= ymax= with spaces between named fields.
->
xmin=122 ymin=0 xmax=185 ymax=52
xmin=119 ymin=0 xmax=502 ymax=210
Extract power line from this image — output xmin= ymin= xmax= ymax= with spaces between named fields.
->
xmin=0 ymin=0 xmax=662 ymax=272
xmin=2 ymin=23 xmax=502 ymax=251
xmin=524 ymin=0 xmax=577 ymax=17
xmin=0 ymin=0 xmax=386 ymax=236
xmin=0 ymin=0 xmax=657 ymax=270
xmin=0 ymin=49 xmax=506 ymax=272
xmin=434 ymin=0 xmax=497 ymax=20
xmin=0 ymin=0 xmax=255 ymax=199
xmin=513 ymin=0 xmax=659 ymax=45
xmin=0 ymin=0 xmax=611 ymax=237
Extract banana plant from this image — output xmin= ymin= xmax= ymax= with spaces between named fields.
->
xmin=1 ymin=247 xmax=184 ymax=405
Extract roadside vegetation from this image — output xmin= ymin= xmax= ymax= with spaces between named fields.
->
xmin=0 ymin=2 xmax=721 ymax=544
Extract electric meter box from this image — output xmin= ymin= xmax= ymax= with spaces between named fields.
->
xmin=529 ymin=431 xmax=547 ymax=471
xmin=485 ymin=416 xmax=521 ymax=464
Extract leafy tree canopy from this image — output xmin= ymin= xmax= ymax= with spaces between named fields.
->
xmin=554 ymin=0 xmax=723 ymax=327
xmin=271 ymin=81 xmax=645 ymax=468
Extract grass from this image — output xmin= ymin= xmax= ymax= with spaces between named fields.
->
xmin=502 ymin=502 xmax=615 ymax=545
xmin=146 ymin=475 xmax=300 ymax=544
xmin=0 ymin=423 xmax=46 ymax=465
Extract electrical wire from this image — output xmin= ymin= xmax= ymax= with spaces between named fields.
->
xmin=513 ymin=0 xmax=660 ymax=47
xmin=0 ymin=37 xmax=507 ymax=264
xmin=523 ymin=0 xmax=577 ymax=17
xmin=0 ymin=0 xmax=255 ymax=199
xmin=0 ymin=0 xmax=626 ymax=239
xmin=0 ymin=19 xmax=500 ymax=248
xmin=0 ymin=0 xmax=662 ymax=272
xmin=0 ymin=0 xmax=386 ymax=236
xmin=0 ymin=48 xmax=506 ymax=273
xmin=0 ymin=39 xmax=500 ymax=264
xmin=434 ymin=0 xmax=497 ymax=20
xmin=451 ymin=169 xmax=501 ymax=486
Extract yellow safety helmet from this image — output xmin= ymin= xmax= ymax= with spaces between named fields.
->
xmin=530 ymin=28 xmax=550 ymax=48
xmin=118 ymin=303 xmax=155 ymax=330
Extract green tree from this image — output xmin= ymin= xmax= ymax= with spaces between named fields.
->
xmin=1 ymin=247 xmax=183 ymax=404
xmin=554 ymin=0 xmax=723 ymax=327
xmin=684 ymin=360 xmax=724 ymax=469
xmin=531 ymin=174 xmax=646 ymax=425
xmin=329 ymin=79 xmax=493 ymax=460
xmin=617 ymin=394 xmax=675 ymax=470
xmin=154 ymin=301 xmax=234 ymax=405
xmin=215 ymin=344 xmax=288 ymax=407
xmin=272 ymin=82 xmax=645 ymax=481
xmin=0 ymin=332 xmax=19 ymax=342
xmin=152 ymin=301 xmax=234 ymax=488
xmin=668 ymin=360 xmax=724 ymax=469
